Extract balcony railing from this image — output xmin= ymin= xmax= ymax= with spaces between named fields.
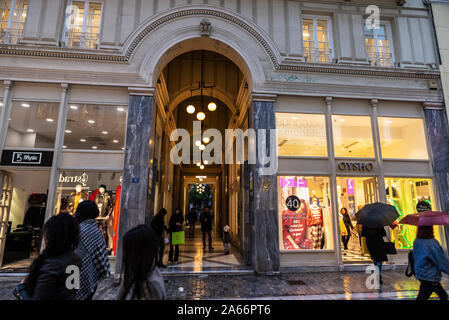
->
xmin=304 ymin=47 xmax=332 ymax=64
xmin=0 ymin=27 xmax=24 ymax=45
xmin=65 ymin=30 xmax=99 ymax=49
xmin=367 ymin=51 xmax=393 ymax=67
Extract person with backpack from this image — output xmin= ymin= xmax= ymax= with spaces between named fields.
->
xmin=412 ymin=225 xmax=449 ymax=300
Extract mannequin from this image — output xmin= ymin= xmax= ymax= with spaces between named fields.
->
xmin=95 ymin=184 xmax=113 ymax=249
xmin=309 ymin=190 xmax=320 ymax=207
xmin=69 ymin=184 xmax=89 ymax=215
xmin=307 ymin=199 xmax=324 ymax=249
xmin=112 ymin=176 xmax=122 ymax=255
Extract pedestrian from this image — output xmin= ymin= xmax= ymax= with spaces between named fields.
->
xmin=15 ymin=212 xmax=81 ymax=300
xmin=168 ymin=208 xmax=184 ymax=264
xmin=354 ymin=205 xmax=364 ymax=252
xmin=340 ymin=208 xmax=353 ymax=251
xmin=413 ymin=225 xmax=449 ymax=300
xmin=151 ymin=208 xmax=168 ymax=268
xmin=187 ymin=208 xmax=198 ymax=236
xmin=200 ymin=206 xmax=214 ymax=250
xmin=117 ymin=224 xmax=167 ymax=300
xmin=223 ymin=225 xmax=231 ymax=255
xmin=74 ymin=200 xmax=111 ymax=300
xmin=361 ymin=225 xmax=388 ymax=285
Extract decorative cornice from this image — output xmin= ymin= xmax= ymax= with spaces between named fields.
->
xmin=0 ymin=7 xmax=442 ymax=81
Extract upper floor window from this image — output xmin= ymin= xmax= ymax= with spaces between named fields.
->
xmin=0 ymin=0 xmax=27 ymax=44
xmin=63 ymin=1 xmax=102 ymax=49
xmin=302 ymin=16 xmax=333 ymax=63
xmin=364 ymin=23 xmax=394 ymax=67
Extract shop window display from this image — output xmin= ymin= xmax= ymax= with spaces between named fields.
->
xmin=56 ymin=170 xmax=122 ymax=255
xmin=378 ymin=117 xmax=429 ymax=159
xmin=385 ymin=177 xmax=440 ymax=249
xmin=5 ymin=101 xmax=60 ymax=148
xmin=332 ymin=115 xmax=374 ymax=158
xmin=276 ymin=113 xmax=327 ymax=157
xmin=63 ymin=104 xmax=127 ymax=150
xmin=278 ymin=176 xmax=333 ymax=250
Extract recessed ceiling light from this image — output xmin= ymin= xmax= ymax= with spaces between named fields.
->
xmin=386 ymin=120 xmax=393 ymax=124
xmin=88 ymin=120 xmax=95 ymax=124
xmin=92 ymin=146 xmax=98 ymax=149
xmin=80 ymin=139 xmax=86 ymax=142
xmin=46 ymin=118 xmax=54 ymax=122
xmin=26 ymin=129 xmax=34 ymax=132
xmin=21 ymin=103 xmax=30 ymax=108
xmin=102 ymin=131 xmax=108 ymax=134
xmin=113 ymin=140 xmax=119 ymax=143
xmin=292 ymin=116 xmax=297 ymax=120
xmin=65 ymin=130 xmax=72 ymax=133
xmin=117 ymin=107 xmax=125 ymax=112
xmin=339 ymin=118 xmax=345 ymax=122
xmin=0 ymin=102 xmax=3 ymax=106
xmin=70 ymin=105 xmax=78 ymax=110
xmin=62 ymin=145 xmax=67 ymax=148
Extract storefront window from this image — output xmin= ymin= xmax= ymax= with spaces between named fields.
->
xmin=278 ymin=176 xmax=333 ymax=250
xmin=276 ymin=113 xmax=327 ymax=157
xmin=56 ymin=170 xmax=122 ymax=256
xmin=378 ymin=117 xmax=429 ymax=159
xmin=385 ymin=177 xmax=440 ymax=249
xmin=63 ymin=104 xmax=127 ymax=150
xmin=332 ymin=115 xmax=374 ymax=158
xmin=5 ymin=101 xmax=59 ymax=148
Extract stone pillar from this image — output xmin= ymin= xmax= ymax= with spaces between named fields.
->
xmin=249 ymin=94 xmax=280 ymax=274
xmin=423 ymin=104 xmax=449 ymax=248
xmin=116 ymin=89 xmax=155 ymax=274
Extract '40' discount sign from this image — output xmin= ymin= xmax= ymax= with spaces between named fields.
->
xmin=286 ymin=195 xmax=300 ymax=211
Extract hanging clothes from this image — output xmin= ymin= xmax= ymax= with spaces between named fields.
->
xmin=112 ymin=185 xmax=121 ymax=255
xmin=89 ymin=188 xmax=99 ymax=202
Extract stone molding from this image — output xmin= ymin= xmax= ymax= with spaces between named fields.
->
xmin=0 ymin=6 xmax=441 ymax=80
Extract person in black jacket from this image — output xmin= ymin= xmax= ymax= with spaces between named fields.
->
xmin=21 ymin=212 xmax=81 ymax=300
xmin=200 ymin=206 xmax=214 ymax=250
xmin=168 ymin=208 xmax=184 ymax=264
xmin=187 ymin=209 xmax=198 ymax=236
xmin=151 ymin=208 xmax=168 ymax=268
xmin=362 ymin=225 xmax=388 ymax=285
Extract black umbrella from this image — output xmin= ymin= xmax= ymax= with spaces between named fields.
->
xmin=355 ymin=202 xmax=399 ymax=228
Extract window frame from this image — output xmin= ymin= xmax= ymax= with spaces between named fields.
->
xmin=364 ymin=21 xmax=395 ymax=67
xmin=301 ymin=14 xmax=334 ymax=64
xmin=62 ymin=0 xmax=103 ymax=49
xmin=0 ymin=0 xmax=27 ymax=44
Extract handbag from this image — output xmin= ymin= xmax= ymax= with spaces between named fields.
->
xmin=384 ymin=231 xmax=397 ymax=255
xmin=171 ymin=231 xmax=185 ymax=245
xmin=13 ymin=283 xmax=32 ymax=300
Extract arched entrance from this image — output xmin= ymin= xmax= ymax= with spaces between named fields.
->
xmin=116 ymin=13 xmax=280 ymax=274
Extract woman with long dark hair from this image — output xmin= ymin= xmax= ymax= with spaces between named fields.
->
xmin=74 ymin=200 xmax=110 ymax=300
xmin=22 ymin=212 xmax=81 ymax=300
xmin=340 ymin=208 xmax=353 ymax=251
xmin=168 ymin=208 xmax=184 ymax=263
xmin=117 ymin=224 xmax=166 ymax=300
xmin=151 ymin=208 xmax=168 ymax=268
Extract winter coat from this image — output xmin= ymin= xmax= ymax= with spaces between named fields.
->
xmin=199 ymin=211 xmax=213 ymax=232
xmin=187 ymin=210 xmax=198 ymax=224
xmin=413 ymin=238 xmax=449 ymax=282
xmin=151 ymin=214 xmax=168 ymax=239
xmin=117 ymin=267 xmax=167 ymax=300
xmin=28 ymin=251 xmax=82 ymax=300
xmin=361 ymin=226 xmax=388 ymax=262
xmin=168 ymin=213 xmax=184 ymax=233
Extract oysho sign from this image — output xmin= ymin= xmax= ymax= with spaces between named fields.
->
xmin=337 ymin=162 xmax=374 ymax=172
xmin=59 ymin=172 xmax=89 ymax=186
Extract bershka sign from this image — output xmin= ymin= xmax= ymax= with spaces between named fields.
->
xmin=1 ymin=150 xmax=53 ymax=166
xmin=337 ymin=161 xmax=374 ymax=172
xmin=59 ymin=172 xmax=89 ymax=187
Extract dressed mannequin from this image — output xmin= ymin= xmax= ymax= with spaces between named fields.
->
xmin=307 ymin=199 xmax=324 ymax=249
xmin=95 ymin=185 xmax=113 ymax=250
xmin=309 ymin=190 xmax=320 ymax=207
xmin=69 ymin=184 xmax=89 ymax=215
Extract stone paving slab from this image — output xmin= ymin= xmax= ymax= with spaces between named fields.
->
xmin=1 ymin=271 xmax=448 ymax=300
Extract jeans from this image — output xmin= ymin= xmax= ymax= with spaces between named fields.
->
xmin=417 ymin=280 xmax=448 ymax=300
xmin=202 ymin=230 xmax=212 ymax=248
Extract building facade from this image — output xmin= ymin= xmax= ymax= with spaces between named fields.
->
xmin=0 ymin=0 xmax=448 ymax=273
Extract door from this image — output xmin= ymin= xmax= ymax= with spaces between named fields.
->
xmin=363 ymin=178 xmax=378 ymax=204
xmin=0 ymin=170 xmax=15 ymax=267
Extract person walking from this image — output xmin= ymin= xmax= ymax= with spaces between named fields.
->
xmin=74 ymin=200 xmax=111 ymax=300
xmin=151 ymin=208 xmax=168 ymax=268
xmin=413 ymin=225 xmax=449 ymax=300
xmin=362 ymin=225 xmax=388 ymax=285
xmin=16 ymin=212 xmax=81 ymax=300
xmin=117 ymin=224 xmax=167 ymax=300
xmin=187 ymin=208 xmax=198 ymax=236
xmin=340 ymin=208 xmax=353 ymax=251
xmin=168 ymin=208 xmax=184 ymax=264
xmin=200 ymin=206 xmax=214 ymax=250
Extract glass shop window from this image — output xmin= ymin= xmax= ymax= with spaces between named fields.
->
xmin=378 ymin=117 xmax=429 ymax=160
xmin=332 ymin=115 xmax=374 ymax=158
xmin=56 ymin=170 xmax=122 ymax=256
xmin=63 ymin=104 xmax=127 ymax=151
xmin=5 ymin=101 xmax=60 ymax=148
xmin=276 ymin=113 xmax=327 ymax=157
xmin=278 ymin=176 xmax=333 ymax=250
xmin=385 ymin=177 xmax=441 ymax=249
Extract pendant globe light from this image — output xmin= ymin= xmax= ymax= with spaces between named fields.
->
xmin=186 ymin=104 xmax=195 ymax=114
xmin=196 ymin=112 xmax=205 ymax=121
xmin=207 ymin=102 xmax=217 ymax=111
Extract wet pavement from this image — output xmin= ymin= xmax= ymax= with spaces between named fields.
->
xmin=2 ymin=270 xmax=448 ymax=300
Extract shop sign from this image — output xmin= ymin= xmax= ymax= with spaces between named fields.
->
xmin=0 ymin=150 xmax=53 ymax=167
xmin=280 ymin=177 xmax=307 ymax=188
xmin=337 ymin=161 xmax=374 ymax=172
xmin=286 ymin=195 xmax=300 ymax=211
xmin=58 ymin=172 xmax=89 ymax=186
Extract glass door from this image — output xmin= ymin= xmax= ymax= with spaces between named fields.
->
xmin=0 ymin=170 xmax=14 ymax=267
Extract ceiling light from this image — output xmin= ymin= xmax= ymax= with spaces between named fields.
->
xmin=195 ymin=140 xmax=201 ymax=147
xmin=102 ymin=131 xmax=108 ymax=135
xmin=21 ymin=103 xmax=30 ymax=108
xmin=196 ymin=162 xmax=201 ymax=167
xmin=339 ymin=118 xmax=345 ymax=122
xmin=386 ymin=120 xmax=393 ymax=124
xmin=197 ymin=112 xmax=205 ymax=121
xmin=0 ymin=102 xmax=3 ymax=106
xmin=26 ymin=129 xmax=34 ymax=132
xmin=80 ymin=139 xmax=86 ymax=142
xmin=62 ymin=145 xmax=67 ymax=148
xmin=70 ymin=105 xmax=78 ymax=110
xmin=117 ymin=107 xmax=125 ymax=112
xmin=113 ymin=140 xmax=119 ymax=143
xmin=202 ymin=136 xmax=210 ymax=143
xmin=292 ymin=116 xmax=297 ymax=120
xmin=341 ymin=148 xmax=345 ymax=151
xmin=46 ymin=118 xmax=54 ymax=122
xmin=88 ymin=120 xmax=95 ymax=124
xmin=199 ymin=144 xmax=205 ymax=151
xmin=200 ymin=165 xmax=204 ymax=169
xmin=186 ymin=105 xmax=195 ymax=114
xmin=203 ymin=160 xmax=209 ymax=165
xmin=92 ymin=146 xmax=98 ymax=149
xmin=207 ymin=102 xmax=217 ymax=111
xmin=65 ymin=130 xmax=72 ymax=133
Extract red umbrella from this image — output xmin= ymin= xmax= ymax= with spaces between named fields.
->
xmin=399 ymin=211 xmax=449 ymax=226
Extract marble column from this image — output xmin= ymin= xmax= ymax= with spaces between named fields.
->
xmin=249 ymin=97 xmax=280 ymax=273
xmin=116 ymin=93 xmax=154 ymax=274
xmin=424 ymin=107 xmax=449 ymax=247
